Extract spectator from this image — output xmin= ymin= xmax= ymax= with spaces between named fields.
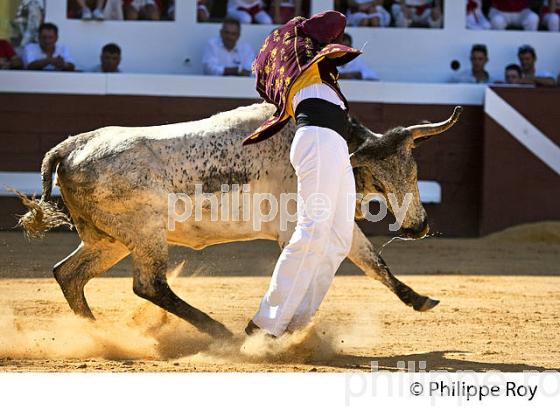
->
xmin=392 ymin=0 xmax=442 ymax=28
xmin=124 ymin=0 xmax=160 ymax=20
xmin=202 ymin=18 xmax=255 ymax=76
xmin=23 ymin=22 xmax=75 ymax=71
xmin=13 ymin=0 xmax=45 ymax=47
xmin=0 ymin=39 xmax=23 ymax=70
xmin=516 ymin=45 xmax=556 ymax=87
xmin=91 ymin=43 xmax=122 ymax=72
xmin=104 ymin=0 xmax=125 ymax=20
xmin=347 ymin=0 xmax=391 ymax=27
xmin=451 ymin=44 xmax=493 ymax=84
xmin=197 ymin=0 xmax=211 ymax=22
xmin=338 ymin=33 xmax=379 ymax=80
xmin=270 ymin=0 xmax=303 ymax=24
xmin=489 ymin=0 xmax=539 ymax=31
xmin=504 ymin=63 xmax=522 ymax=84
xmin=466 ymin=0 xmax=491 ymax=29
xmin=226 ymin=0 xmax=273 ymax=24
xmin=76 ymin=0 xmax=105 ymax=20
xmin=541 ymin=0 xmax=559 ymax=31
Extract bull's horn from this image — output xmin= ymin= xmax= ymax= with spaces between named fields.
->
xmin=407 ymin=106 xmax=463 ymax=141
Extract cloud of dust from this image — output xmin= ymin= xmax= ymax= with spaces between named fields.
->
xmin=0 ymin=262 xmax=382 ymax=365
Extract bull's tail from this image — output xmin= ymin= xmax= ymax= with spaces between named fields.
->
xmin=15 ymin=136 xmax=81 ymax=239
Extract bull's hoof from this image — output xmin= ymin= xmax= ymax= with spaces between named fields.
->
xmin=413 ymin=297 xmax=440 ymax=312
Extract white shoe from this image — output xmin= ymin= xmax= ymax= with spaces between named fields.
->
xmin=93 ymin=8 xmax=104 ymax=20
xmin=81 ymin=8 xmax=93 ymax=20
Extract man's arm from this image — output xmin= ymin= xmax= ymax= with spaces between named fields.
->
xmin=518 ymin=74 xmax=556 ymax=87
xmin=202 ymin=40 xmax=226 ymax=76
xmin=534 ymin=76 xmax=556 ymax=87
xmin=59 ymin=45 xmax=76 ymax=71
xmin=27 ymin=57 xmax=54 ymax=70
xmin=9 ymin=55 xmax=23 ymax=69
xmin=23 ymin=45 xmax=52 ymax=70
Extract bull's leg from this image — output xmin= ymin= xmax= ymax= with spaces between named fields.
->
xmin=347 ymin=224 xmax=439 ymax=311
xmin=53 ymin=239 xmax=129 ymax=319
xmin=130 ymin=238 xmax=233 ymax=339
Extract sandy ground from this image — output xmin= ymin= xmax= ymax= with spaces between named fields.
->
xmin=0 ymin=223 xmax=559 ymax=372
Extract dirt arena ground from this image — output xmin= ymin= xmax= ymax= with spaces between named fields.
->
xmin=1 ymin=222 xmax=559 ymax=372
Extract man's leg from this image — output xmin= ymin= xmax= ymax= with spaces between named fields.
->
xmin=519 ymin=9 xmax=539 ymax=31
xmin=287 ymin=156 xmax=356 ymax=332
xmin=251 ymin=126 xmax=348 ymax=337
xmin=255 ymin=10 xmax=273 ymax=24
xmin=543 ymin=12 xmax=560 ymax=31
xmin=489 ymin=8 xmax=507 ymax=29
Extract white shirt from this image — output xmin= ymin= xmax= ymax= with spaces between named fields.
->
xmin=202 ymin=37 xmax=255 ymax=76
xmin=292 ymin=83 xmax=346 ymax=112
xmin=23 ymin=42 xmax=75 ymax=70
xmin=339 ymin=57 xmax=379 ymax=81
xmin=451 ymin=68 xmax=493 ymax=84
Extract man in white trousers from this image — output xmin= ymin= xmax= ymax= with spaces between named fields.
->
xmin=241 ymin=11 xmax=362 ymax=337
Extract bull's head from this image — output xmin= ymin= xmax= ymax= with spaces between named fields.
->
xmin=348 ymin=106 xmax=463 ymax=238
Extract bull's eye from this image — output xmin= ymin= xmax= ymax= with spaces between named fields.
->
xmin=373 ymin=183 xmax=384 ymax=193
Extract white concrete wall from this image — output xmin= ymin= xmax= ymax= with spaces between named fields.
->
xmin=43 ymin=0 xmax=560 ymax=82
xmin=0 ymin=70 xmax=487 ymax=105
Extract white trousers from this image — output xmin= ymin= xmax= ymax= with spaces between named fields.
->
xmin=489 ymin=8 xmax=539 ymax=31
xmin=543 ymin=12 xmax=560 ymax=32
xmin=392 ymin=4 xmax=442 ymax=28
xmin=227 ymin=7 xmax=273 ymax=24
xmin=252 ymin=125 xmax=356 ymax=337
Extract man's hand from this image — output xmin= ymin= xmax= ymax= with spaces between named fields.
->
xmin=51 ymin=56 xmax=66 ymax=70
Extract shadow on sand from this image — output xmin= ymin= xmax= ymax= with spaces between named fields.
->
xmin=314 ymin=350 xmax=556 ymax=372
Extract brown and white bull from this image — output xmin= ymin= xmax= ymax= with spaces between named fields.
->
xmin=17 ymin=102 xmax=462 ymax=338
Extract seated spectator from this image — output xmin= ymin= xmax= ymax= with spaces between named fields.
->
xmin=23 ymin=22 xmax=75 ymax=71
xmin=451 ymin=44 xmax=493 ymax=84
xmin=541 ymin=0 xmax=559 ymax=31
xmin=270 ymin=0 xmax=303 ymax=24
xmin=466 ymin=0 xmax=491 ymax=29
xmin=347 ymin=0 xmax=391 ymax=27
xmin=68 ymin=0 xmax=124 ymax=20
xmin=338 ymin=33 xmax=379 ymax=80
xmin=227 ymin=0 xmax=273 ymax=24
xmin=91 ymin=43 xmax=122 ymax=72
xmin=13 ymin=0 xmax=45 ymax=47
xmin=124 ymin=0 xmax=160 ymax=20
xmin=105 ymin=0 xmax=125 ymax=20
xmin=202 ymin=18 xmax=255 ymax=76
xmin=392 ymin=0 xmax=442 ymax=28
xmin=75 ymin=0 xmax=105 ymax=20
xmin=489 ymin=0 xmax=539 ymax=31
xmin=504 ymin=63 xmax=522 ymax=84
xmin=0 ymin=39 xmax=23 ymax=70
xmin=516 ymin=45 xmax=556 ymax=87
xmin=198 ymin=0 xmax=211 ymax=22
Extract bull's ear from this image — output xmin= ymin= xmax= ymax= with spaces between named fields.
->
xmin=408 ymin=106 xmax=463 ymax=145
